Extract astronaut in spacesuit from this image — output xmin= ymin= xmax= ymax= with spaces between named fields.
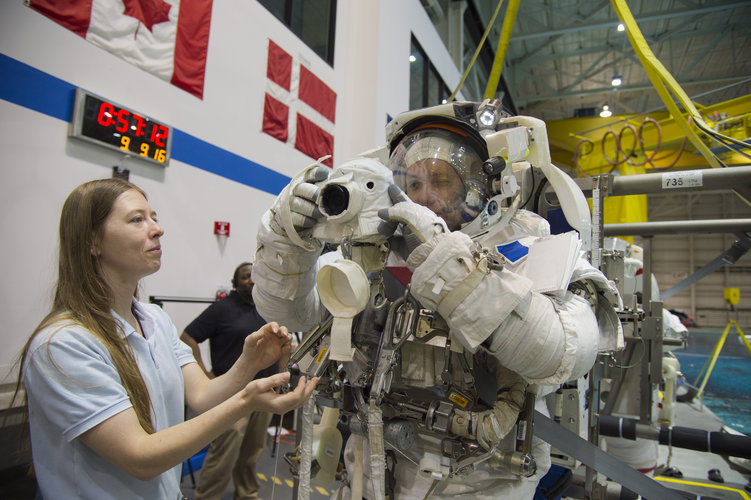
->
xmin=252 ymin=100 xmax=622 ymax=499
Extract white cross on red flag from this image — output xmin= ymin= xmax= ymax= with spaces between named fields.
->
xmin=262 ymin=39 xmax=336 ymax=167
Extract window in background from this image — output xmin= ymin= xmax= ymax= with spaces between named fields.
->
xmin=410 ymin=36 xmax=451 ymax=110
xmin=258 ymin=0 xmax=337 ymax=66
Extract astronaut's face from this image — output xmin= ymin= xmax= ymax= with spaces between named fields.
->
xmin=404 ymin=158 xmax=466 ymax=231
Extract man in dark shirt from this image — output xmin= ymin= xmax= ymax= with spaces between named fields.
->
xmin=181 ymin=262 xmax=278 ymax=500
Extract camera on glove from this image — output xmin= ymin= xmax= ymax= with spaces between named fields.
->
xmin=312 ymin=156 xmax=395 ymax=245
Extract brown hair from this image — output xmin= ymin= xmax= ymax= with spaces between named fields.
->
xmin=14 ymin=178 xmax=155 ymax=433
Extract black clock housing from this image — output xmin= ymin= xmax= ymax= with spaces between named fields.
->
xmin=70 ymin=88 xmax=173 ymax=166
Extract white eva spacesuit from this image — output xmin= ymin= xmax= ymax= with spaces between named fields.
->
xmin=252 ymin=100 xmax=622 ymax=499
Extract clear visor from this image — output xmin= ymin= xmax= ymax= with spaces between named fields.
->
xmin=390 ymin=128 xmax=487 ymax=230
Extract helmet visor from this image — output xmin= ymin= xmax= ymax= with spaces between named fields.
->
xmin=390 ymin=127 xmax=487 ymax=230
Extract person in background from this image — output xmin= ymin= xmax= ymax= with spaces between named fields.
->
xmin=181 ymin=262 xmax=276 ymax=500
xmin=13 ymin=178 xmax=317 ymax=500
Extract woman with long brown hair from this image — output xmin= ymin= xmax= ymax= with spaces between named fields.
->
xmin=15 ymin=178 xmax=317 ymax=499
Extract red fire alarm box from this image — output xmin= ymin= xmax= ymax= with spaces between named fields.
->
xmin=214 ymin=221 xmax=230 ymax=236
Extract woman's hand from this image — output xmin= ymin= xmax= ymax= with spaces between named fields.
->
xmin=243 ymin=371 xmax=319 ymax=414
xmin=241 ymin=322 xmax=293 ymax=374
xmin=183 ymin=322 xmax=294 ymax=413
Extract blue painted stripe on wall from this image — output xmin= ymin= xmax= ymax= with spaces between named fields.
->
xmin=0 ymin=53 xmax=289 ymax=195
xmin=0 ymin=53 xmax=76 ymax=122
xmin=171 ymin=130 xmax=289 ymax=194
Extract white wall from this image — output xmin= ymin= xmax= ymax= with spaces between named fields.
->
xmin=0 ymin=0 xmax=462 ymax=389
xmin=375 ymin=0 xmax=465 ymax=140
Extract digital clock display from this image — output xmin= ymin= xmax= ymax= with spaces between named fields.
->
xmin=70 ymin=89 xmax=172 ymax=166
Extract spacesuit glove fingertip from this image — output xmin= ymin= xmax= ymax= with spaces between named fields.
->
xmin=312 ymin=165 xmax=330 ymax=182
xmin=376 ymin=220 xmax=398 ymax=239
xmin=387 ymin=184 xmax=407 ymax=203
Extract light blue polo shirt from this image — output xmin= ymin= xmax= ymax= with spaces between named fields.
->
xmin=23 ymin=300 xmax=195 ymax=500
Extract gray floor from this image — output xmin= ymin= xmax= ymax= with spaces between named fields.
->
xmin=179 ymin=427 xmax=338 ymax=500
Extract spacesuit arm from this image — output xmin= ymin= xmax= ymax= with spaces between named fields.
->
xmin=252 ymin=164 xmax=339 ymax=332
xmin=252 ymin=211 xmax=330 ymax=332
xmin=482 ymin=286 xmax=601 ymax=384
xmin=408 ymin=231 xmax=600 ymax=386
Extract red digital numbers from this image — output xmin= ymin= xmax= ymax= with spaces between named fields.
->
xmin=115 ymin=108 xmax=130 ymax=133
xmin=133 ymin=114 xmax=145 ymax=136
xmin=97 ymin=101 xmax=169 ymax=146
xmin=157 ymin=125 xmax=168 ymax=147
xmin=97 ymin=102 xmax=114 ymax=127
xmin=150 ymin=124 xmax=169 ymax=147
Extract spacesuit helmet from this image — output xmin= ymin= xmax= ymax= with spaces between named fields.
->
xmin=386 ymin=101 xmax=502 ymax=231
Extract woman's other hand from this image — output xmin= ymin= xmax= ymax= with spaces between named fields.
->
xmin=242 ymin=322 xmax=292 ymax=373
xmin=243 ymin=371 xmax=318 ymax=414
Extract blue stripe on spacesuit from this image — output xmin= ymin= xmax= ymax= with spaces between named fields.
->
xmin=0 ymin=52 xmax=290 ymax=196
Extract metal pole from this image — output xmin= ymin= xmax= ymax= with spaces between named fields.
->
xmin=591 ymin=175 xmax=604 ymax=268
xmin=640 ymin=237 xmax=653 ymax=423
xmin=604 ymin=218 xmax=751 ymax=236
xmin=688 ymin=197 xmax=697 ymax=319
xmin=609 ymin=166 xmax=751 ymax=197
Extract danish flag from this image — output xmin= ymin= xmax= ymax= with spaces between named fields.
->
xmin=262 ymin=39 xmax=336 ymax=167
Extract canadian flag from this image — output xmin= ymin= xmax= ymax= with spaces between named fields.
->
xmin=263 ymin=39 xmax=336 ymax=167
xmin=28 ymin=0 xmax=212 ymax=99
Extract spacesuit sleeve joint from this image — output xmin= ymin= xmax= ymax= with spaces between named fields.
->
xmin=567 ymin=278 xmax=598 ymax=309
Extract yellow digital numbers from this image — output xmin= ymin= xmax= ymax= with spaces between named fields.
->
xmin=118 ymin=134 xmax=165 ymax=162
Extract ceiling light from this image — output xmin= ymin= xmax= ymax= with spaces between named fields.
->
xmin=611 ymin=75 xmax=623 ymax=87
xmin=599 ymin=105 xmax=612 ymax=118
xmin=409 ymin=54 xmax=416 ymax=63
xmin=617 ymin=23 xmax=625 ymax=32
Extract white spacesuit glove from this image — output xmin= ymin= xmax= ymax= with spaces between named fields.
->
xmin=376 ymin=184 xmax=449 ymax=262
xmin=268 ymin=163 xmax=330 ymax=250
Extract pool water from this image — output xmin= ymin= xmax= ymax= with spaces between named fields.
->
xmin=672 ymin=328 xmax=751 ymax=435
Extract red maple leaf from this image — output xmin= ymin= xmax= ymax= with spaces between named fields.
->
xmin=123 ymin=0 xmax=172 ymax=32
